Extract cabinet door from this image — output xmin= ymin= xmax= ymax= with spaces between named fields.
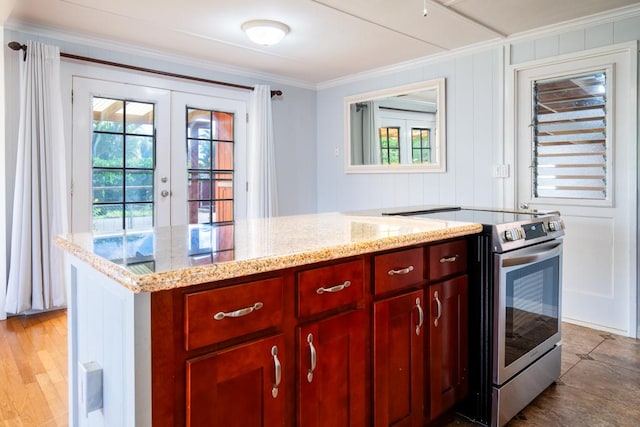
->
xmin=298 ymin=310 xmax=366 ymax=427
xmin=186 ymin=334 xmax=285 ymax=427
xmin=427 ymin=275 xmax=468 ymax=421
xmin=373 ymin=289 xmax=425 ymax=427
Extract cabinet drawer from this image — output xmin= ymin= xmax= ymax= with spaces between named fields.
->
xmin=184 ymin=277 xmax=284 ymax=351
xmin=428 ymin=239 xmax=467 ymax=281
xmin=297 ymin=260 xmax=364 ymax=318
xmin=374 ymin=247 xmax=424 ymax=295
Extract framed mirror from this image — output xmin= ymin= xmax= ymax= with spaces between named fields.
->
xmin=345 ymin=78 xmax=446 ymax=173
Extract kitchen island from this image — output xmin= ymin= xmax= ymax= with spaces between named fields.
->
xmin=55 ymin=212 xmax=482 ymax=426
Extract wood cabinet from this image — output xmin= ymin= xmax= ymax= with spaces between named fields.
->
xmin=151 ymin=239 xmax=471 ymax=427
xmin=298 ymin=309 xmax=366 ymax=427
xmin=185 ymin=334 xmax=286 ymax=427
xmin=373 ymin=289 xmax=424 ymax=427
xmin=426 ymin=239 xmax=469 ymax=422
xmin=372 ymin=247 xmax=426 ymax=426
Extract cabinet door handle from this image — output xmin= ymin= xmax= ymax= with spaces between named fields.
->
xmin=440 ymin=255 xmax=459 ymax=263
xmin=213 ymin=302 xmax=263 ymax=320
xmin=415 ymin=297 xmax=424 ymax=336
xmin=271 ymin=345 xmax=281 ymax=398
xmin=307 ymin=333 xmax=317 ymax=383
xmin=434 ymin=291 xmax=442 ymax=327
xmin=316 ymin=280 xmax=351 ymax=295
xmin=388 ymin=265 xmax=414 ymax=276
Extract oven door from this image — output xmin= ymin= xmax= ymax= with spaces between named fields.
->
xmin=493 ymin=239 xmax=562 ymax=385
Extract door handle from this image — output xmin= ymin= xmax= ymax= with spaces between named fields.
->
xmin=433 ymin=291 xmax=442 ymax=327
xmin=160 ymin=189 xmax=170 ymax=197
xmin=415 ymin=297 xmax=424 ymax=336
xmin=306 ymin=333 xmax=317 ymax=383
xmin=271 ymin=345 xmax=281 ymax=398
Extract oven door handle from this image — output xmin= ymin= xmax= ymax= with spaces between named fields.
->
xmin=502 ymin=242 xmax=562 ymax=268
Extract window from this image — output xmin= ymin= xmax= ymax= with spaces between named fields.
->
xmin=91 ymin=97 xmax=155 ymax=232
xmin=532 ymin=72 xmax=607 ymax=200
xmin=411 ymin=128 xmax=431 ymax=163
xmin=186 ymin=108 xmax=235 ymax=225
xmin=379 ymin=127 xmax=400 ymax=164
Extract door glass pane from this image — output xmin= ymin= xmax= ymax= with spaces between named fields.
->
xmin=186 ymin=107 xmax=235 ymax=225
xmin=93 ymin=133 xmax=124 ymax=167
xmin=125 ymin=171 xmax=153 ymax=202
xmin=93 ymin=98 xmax=124 ymax=132
xmin=187 ymin=139 xmax=211 ymax=169
xmin=125 ymin=136 xmax=154 ymax=168
xmin=92 ymin=97 xmax=156 ymax=232
xmin=92 ymin=170 xmax=123 ymax=203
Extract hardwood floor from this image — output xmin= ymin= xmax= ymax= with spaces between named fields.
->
xmin=1 ymin=311 xmax=638 ymax=426
xmin=0 ymin=310 xmax=67 ymax=426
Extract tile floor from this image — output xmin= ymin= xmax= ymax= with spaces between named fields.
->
xmin=449 ymin=322 xmax=640 ymax=426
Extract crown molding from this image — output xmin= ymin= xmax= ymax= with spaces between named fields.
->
xmin=317 ymin=3 xmax=640 ymax=90
xmin=4 ymin=19 xmax=316 ymax=90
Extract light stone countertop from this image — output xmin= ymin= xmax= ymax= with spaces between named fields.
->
xmin=54 ymin=212 xmax=482 ymax=293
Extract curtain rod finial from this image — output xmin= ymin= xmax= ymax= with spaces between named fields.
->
xmin=8 ymin=41 xmax=27 ymax=61
xmin=270 ymin=89 xmax=283 ymax=98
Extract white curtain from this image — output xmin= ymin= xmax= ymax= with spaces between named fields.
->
xmin=4 ymin=41 xmax=69 ymax=314
xmin=350 ymin=101 xmax=380 ymax=165
xmin=247 ymin=85 xmax=278 ymax=218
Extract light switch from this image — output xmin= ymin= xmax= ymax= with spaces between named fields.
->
xmin=492 ymin=164 xmax=510 ymax=178
xmin=79 ymin=361 xmax=103 ymax=416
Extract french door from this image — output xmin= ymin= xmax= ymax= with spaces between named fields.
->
xmin=71 ymin=77 xmax=247 ymax=233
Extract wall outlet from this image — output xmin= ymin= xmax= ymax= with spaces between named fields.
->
xmin=79 ymin=361 xmax=103 ymax=416
xmin=492 ymin=164 xmax=510 ymax=178
xmin=334 ymin=146 xmax=340 ymax=157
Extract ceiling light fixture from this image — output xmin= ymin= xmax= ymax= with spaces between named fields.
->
xmin=241 ymin=20 xmax=290 ymax=46
xmin=423 ymin=0 xmax=428 ymax=16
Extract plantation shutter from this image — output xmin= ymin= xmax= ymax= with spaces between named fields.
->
xmin=533 ymin=72 xmax=607 ymax=200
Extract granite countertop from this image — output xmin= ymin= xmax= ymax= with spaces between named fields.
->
xmin=54 ymin=212 xmax=482 ymax=293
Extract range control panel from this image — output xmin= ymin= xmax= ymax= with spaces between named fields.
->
xmin=495 ymin=216 xmax=565 ymax=252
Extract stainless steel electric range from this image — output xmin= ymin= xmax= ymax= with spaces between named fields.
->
xmin=390 ymin=207 xmax=565 ymax=427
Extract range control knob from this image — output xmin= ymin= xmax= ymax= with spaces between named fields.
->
xmin=504 ymin=228 xmax=524 ymax=241
xmin=548 ymin=220 xmax=564 ymax=232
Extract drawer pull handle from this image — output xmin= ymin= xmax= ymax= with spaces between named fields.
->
xmin=307 ymin=333 xmax=317 ymax=383
xmin=213 ymin=302 xmax=263 ymax=320
xmin=440 ymin=255 xmax=459 ymax=263
xmin=271 ymin=345 xmax=281 ymax=398
xmin=316 ymin=280 xmax=351 ymax=295
xmin=388 ymin=265 xmax=414 ymax=276
xmin=434 ymin=291 xmax=442 ymax=327
xmin=415 ymin=297 xmax=424 ymax=336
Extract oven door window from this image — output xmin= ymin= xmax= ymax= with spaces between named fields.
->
xmin=505 ymin=256 xmax=559 ymax=367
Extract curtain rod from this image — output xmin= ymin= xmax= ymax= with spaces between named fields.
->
xmin=7 ymin=41 xmax=283 ymax=98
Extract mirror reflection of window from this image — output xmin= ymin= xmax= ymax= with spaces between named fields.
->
xmin=411 ymin=128 xmax=431 ymax=164
xmin=345 ymin=77 xmax=446 ymax=173
xmin=379 ymin=127 xmax=400 ymax=164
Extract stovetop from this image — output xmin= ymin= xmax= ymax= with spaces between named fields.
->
xmin=386 ymin=206 xmax=565 ymax=253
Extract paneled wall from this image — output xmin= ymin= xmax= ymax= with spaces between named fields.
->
xmin=316 ymin=48 xmax=504 ymax=213
xmin=315 ymin=13 xmax=640 ymax=217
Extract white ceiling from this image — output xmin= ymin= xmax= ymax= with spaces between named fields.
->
xmin=6 ymin=0 xmax=640 ymax=85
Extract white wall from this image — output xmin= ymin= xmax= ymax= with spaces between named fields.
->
xmin=315 ymin=13 xmax=640 ymax=217
xmin=316 ymin=48 xmax=505 ymax=213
